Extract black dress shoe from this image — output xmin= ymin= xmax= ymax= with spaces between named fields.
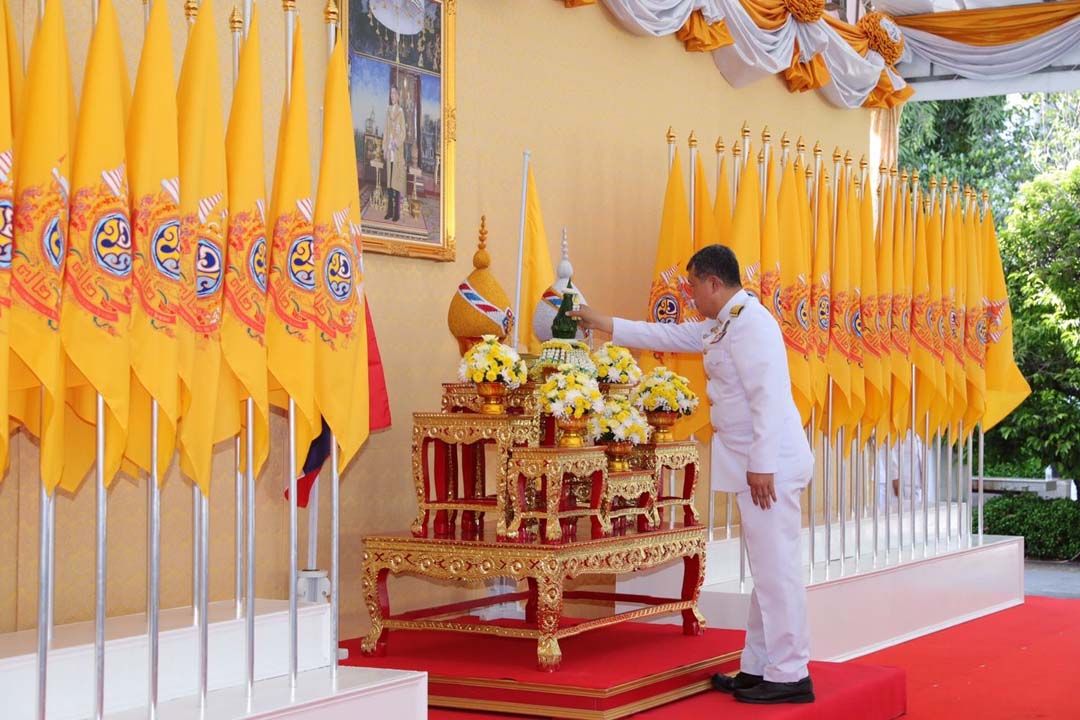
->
xmin=734 ymin=676 xmax=814 ymax=704
xmin=711 ymin=672 xmax=763 ymax=694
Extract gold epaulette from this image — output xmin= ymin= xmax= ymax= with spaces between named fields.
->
xmin=730 ymin=305 xmax=744 ymax=318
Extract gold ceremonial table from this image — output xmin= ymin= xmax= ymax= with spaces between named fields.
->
xmin=360 ymin=524 xmax=708 ymax=671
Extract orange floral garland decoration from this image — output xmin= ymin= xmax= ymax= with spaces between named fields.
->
xmin=783 ymin=0 xmax=824 ymax=24
xmin=857 ymin=11 xmax=905 ymax=66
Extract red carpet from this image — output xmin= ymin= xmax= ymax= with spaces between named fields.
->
xmin=860 ymin=595 xmax=1080 ymax=720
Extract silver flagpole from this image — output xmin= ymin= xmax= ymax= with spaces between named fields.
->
xmin=883 ymin=436 xmax=891 ymax=560
xmin=935 ymin=434 xmax=942 ymax=553
xmin=967 ymin=430 xmax=974 ymax=547
xmin=855 ymin=426 xmax=863 ymax=570
xmin=94 ymin=394 xmax=107 ymax=720
xmin=978 ymin=426 xmax=985 ymax=543
xmin=199 ymin=489 xmax=210 ymax=714
xmin=871 ymin=433 xmax=879 ymax=565
xmin=838 ymin=428 xmax=846 ymax=572
xmin=807 ymin=412 xmax=815 ymax=580
xmin=824 ymin=393 xmax=833 ymax=571
xmin=148 ymin=403 xmax=161 ymax=720
xmin=946 ymin=427 xmax=953 ymax=541
xmin=327 ymin=1 xmax=342 ymax=685
xmin=37 ymin=482 xmax=52 ymax=720
xmin=957 ymin=420 xmax=965 ymax=542
xmin=232 ymin=7 xmax=245 ymax=622
xmin=186 ymin=0 xmax=201 ymax=633
xmin=245 ymin=397 xmax=256 ymax=701
xmin=923 ymin=415 xmax=930 ymax=558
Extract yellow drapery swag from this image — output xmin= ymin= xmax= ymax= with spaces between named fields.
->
xmin=267 ymin=21 xmax=318 ymax=470
xmin=314 ymin=36 xmax=370 ymax=468
xmin=859 ymin=176 xmax=885 ymax=434
xmin=778 ymin=157 xmax=811 ymax=426
xmin=692 ymin=150 xmax=720 ymax=252
xmin=125 ymin=0 xmax=181 ymax=481
xmin=713 ymin=152 xmax=732 ymax=247
xmin=730 ymin=143 xmax=762 ymax=298
xmin=0 ymin=0 xmax=21 ymax=478
xmin=825 ymin=171 xmax=855 ymax=438
xmin=874 ymin=176 xmax=895 ymax=441
xmin=962 ymin=200 xmax=987 ymax=433
xmin=223 ymin=6 xmax=270 ymax=476
xmin=176 ymin=0 xmax=229 ymax=495
xmin=980 ymin=209 xmax=1030 ymax=430
xmin=60 ymin=0 xmax=132 ymax=491
xmin=808 ymin=169 xmax=832 ymax=426
xmin=889 ymin=180 xmax=913 ymax=437
xmin=640 ymin=149 xmax=709 ymax=441
xmin=8 ymin=0 xmax=73 ymax=494
xmin=895 ymin=0 xmax=1080 ymax=46
xmin=759 ymin=157 xmax=781 ymax=320
xmin=675 ymin=11 xmax=734 ymax=52
xmin=517 ymin=164 xmax=555 ymax=355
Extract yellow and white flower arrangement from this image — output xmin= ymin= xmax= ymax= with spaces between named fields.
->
xmin=591 ymin=343 xmax=642 ymax=385
xmin=459 ymin=335 xmax=528 ymax=389
xmin=589 ymin=395 xmax=652 ymax=445
xmin=632 ymin=366 xmax=699 ymax=415
xmin=539 ymin=364 xmax=605 ymax=420
xmin=529 ymin=338 xmax=597 ymax=379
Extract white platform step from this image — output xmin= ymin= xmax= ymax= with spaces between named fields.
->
xmin=106 ymin=666 xmax=427 ymax=720
xmin=619 ymin=512 xmax=1025 ymax=660
xmin=0 ymin=599 xmax=332 ymax=719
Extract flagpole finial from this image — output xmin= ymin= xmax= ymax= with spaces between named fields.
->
xmin=283 ymin=0 xmax=296 ymax=11
xmin=715 ymin=135 xmax=725 ymax=154
xmin=666 ymin=126 xmax=676 ymax=145
xmin=889 ymin=165 xmax=898 ymax=178
xmin=688 ymin=130 xmax=698 ymax=148
xmin=757 ymin=146 xmax=765 ymax=163
xmin=951 ymin=179 xmax=960 ymax=193
xmin=740 ymin=121 xmax=751 ymax=141
xmin=780 ymin=132 xmax=790 ymax=150
xmin=805 ymin=163 xmax=813 ymax=179
xmin=912 ymin=169 xmax=920 ymax=185
xmin=732 ymin=140 xmax=742 ymax=158
xmin=982 ymin=189 xmax=989 ymax=203
xmin=879 ymin=160 xmax=887 ymax=175
xmin=796 ymin=136 xmax=805 ymax=153
xmin=832 ymin=147 xmax=841 ymax=163
xmin=761 ymin=126 xmax=771 ymax=145
xmin=325 ymin=0 xmax=339 ymax=24
xmin=929 ymin=176 xmax=938 ymax=190
xmin=900 ymin=169 xmax=909 ymax=183
xmin=843 ymin=150 xmax=852 ymax=166
xmin=859 ymin=155 xmax=868 ymax=171
xmin=185 ymin=0 xmax=199 ymax=21
xmin=230 ymin=6 xmax=244 ymax=31
xmin=812 ymin=141 xmax=822 ymax=158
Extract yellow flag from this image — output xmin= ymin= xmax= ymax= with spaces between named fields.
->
xmin=918 ymin=189 xmax=947 ymax=438
xmin=126 ymin=0 xmax=181 ymax=480
xmin=730 ymin=145 xmax=761 ymax=297
xmin=808 ymin=169 xmax=832 ymax=425
xmin=947 ymin=191 xmax=969 ymax=434
xmin=890 ymin=180 xmax=912 ymax=437
xmin=313 ymin=37 xmax=369 ymax=467
xmin=981 ymin=206 xmax=1030 ymax=430
xmin=963 ymin=203 xmax=987 ymax=431
xmin=641 ymin=149 xmax=708 ymax=440
xmin=267 ymin=21 xmax=317 ymax=467
xmin=760 ymin=157 xmax=781 ymax=320
xmin=518 ymin=164 xmax=555 ymax=354
xmin=875 ymin=176 xmax=895 ymax=440
xmin=777 ymin=157 xmax=811 ymax=425
xmin=713 ymin=153 xmax=732 ymax=246
xmin=59 ymin=0 xmax=131 ymax=491
xmin=845 ymin=171 xmax=864 ymax=431
xmin=176 ymin=0 xmax=229 ymax=494
xmin=693 ymin=151 xmax=720 ymax=253
xmin=0 ymin=0 xmax=21 ymax=477
xmin=223 ymin=7 xmax=270 ymax=476
xmin=911 ymin=187 xmax=939 ymax=440
xmin=8 ymin=0 xmax=73 ymax=493
xmin=859 ymin=176 xmax=885 ymax=433
xmin=826 ymin=172 xmax=854 ymax=437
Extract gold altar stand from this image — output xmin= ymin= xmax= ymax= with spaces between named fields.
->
xmin=360 ymin=523 xmax=708 ymax=671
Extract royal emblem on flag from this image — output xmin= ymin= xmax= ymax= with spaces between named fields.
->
xmin=223 ymin=207 xmax=268 ymax=338
xmin=325 ymin=246 xmax=353 ymax=303
xmin=287 ymin=234 xmax=315 ymax=290
xmin=91 ymin=213 xmax=132 ymax=277
xmin=132 ymin=187 xmax=181 ymax=333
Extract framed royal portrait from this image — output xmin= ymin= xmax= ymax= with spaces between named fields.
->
xmin=345 ymin=0 xmax=455 ymax=262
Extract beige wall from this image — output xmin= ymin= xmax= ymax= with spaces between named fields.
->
xmin=1 ymin=0 xmax=870 ymax=640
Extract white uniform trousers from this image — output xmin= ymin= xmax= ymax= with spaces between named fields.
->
xmin=737 ymin=484 xmax=811 ymax=683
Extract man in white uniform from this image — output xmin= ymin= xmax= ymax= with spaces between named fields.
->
xmin=877 ymin=431 xmax=936 ymax=510
xmin=571 ymin=245 xmax=815 ymax=704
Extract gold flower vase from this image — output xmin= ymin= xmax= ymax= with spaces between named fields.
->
xmin=556 ymin=415 xmax=589 ymax=448
xmin=476 ymin=381 xmax=508 ymax=415
xmin=601 ymin=440 xmax=634 ymax=472
xmin=646 ymin=410 xmax=679 ymax=443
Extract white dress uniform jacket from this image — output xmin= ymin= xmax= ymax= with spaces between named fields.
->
xmin=612 ymin=289 xmax=814 ymax=493
xmin=875 ymin=431 xmax=936 ymax=508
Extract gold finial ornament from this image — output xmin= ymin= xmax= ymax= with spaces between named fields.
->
xmin=741 ymin=122 xmax=751 ymax=142
xmin=732 ymin=140 xmax=742 ymax=158
xmin=666 ymin=126 xmax=676 ymax=144
xmin=282 ymin=0 xmax=296 ymax=11
xmin=757 ymin=146 xmax=765 ymax=163
xmin=230 ymin=6 xmax=243 ymax=31
xmin=715 ymin=135 xmax=725 ymax=154
xmin=185 ymin=0 xmax=199 ymax=20
xmin=843 ymin=151 xmax=852 ymax=166
xmin=796 ymin=136 xmax=806 ymax=153
xmin=325 ymin=0 xmax=340 ymax=24
xmin=859 ymin=155 xmax=868 ymax=171
xmin=889 ymin=165 xmax=898 ymax=178
xmin=761 ymin=126 xmax=771 ymax=144
xmin=780 ymin=131 xmax=790 ymax=150
xmin=688 ymin=130 xmax=698 ymax=148
xmin=929 ymin=177 xmax=938 ymax=189
xmin=832 ymin=147 xmax=842 ymax=163
xmin=813 ymin=141 xmax=822 ymax=158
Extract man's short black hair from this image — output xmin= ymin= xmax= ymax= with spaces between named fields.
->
xmin=686 ymin=244 xmax=741 ymax=287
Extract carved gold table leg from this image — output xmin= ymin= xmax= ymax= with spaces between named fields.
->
xmin=360 ymin=559 xmax=390 ymax=656
xmin=681 ymin=551 xmax=707 ymax=637
xmin=543 ymin=471 xmax=563 ymax=543
xmin=411 ymin=434 xmax=429 ymax=537
xmin=535 ymin=573 xmax=564 ymax=671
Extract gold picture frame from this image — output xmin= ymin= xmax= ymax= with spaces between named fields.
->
xmin=343 ymin=0 xmax=455 ymax=262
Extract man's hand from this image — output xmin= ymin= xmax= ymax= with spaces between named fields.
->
xmin=747 ymin=472 xmax=777 ymax=510
xmin=567 ymin=305 xmax=614 ymax=335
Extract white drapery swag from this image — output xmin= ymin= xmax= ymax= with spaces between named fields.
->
xmin=600 ymin=0 xmax=908 ymax=109
xmin=899 ymin=14 xmax=1080 ymax=81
